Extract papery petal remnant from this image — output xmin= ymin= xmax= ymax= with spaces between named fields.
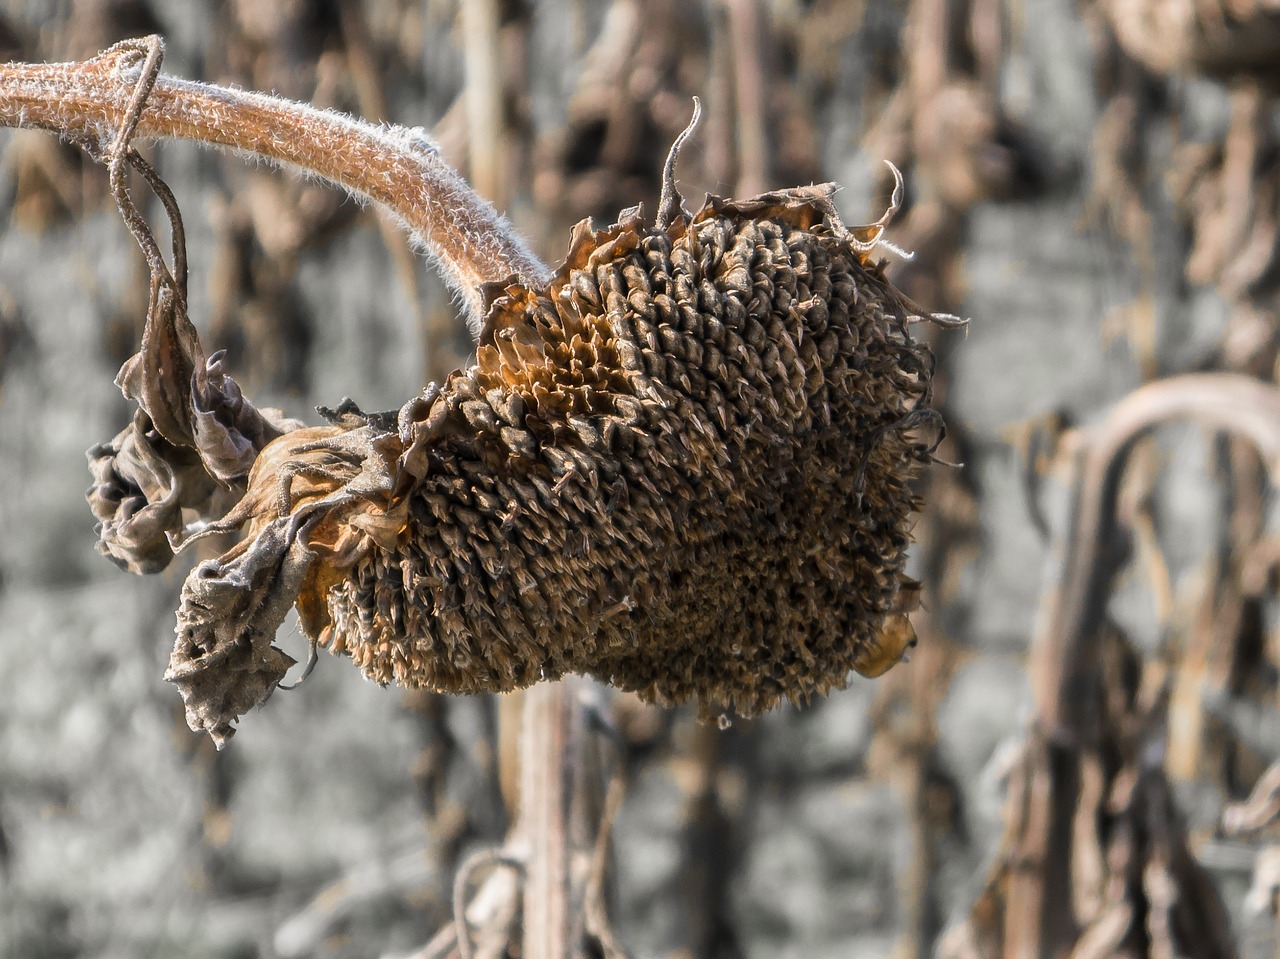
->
xmin=86 ymin=410 xmax=220 ymax=574
xmin=166 ymin=516 xmax=313 ymax=748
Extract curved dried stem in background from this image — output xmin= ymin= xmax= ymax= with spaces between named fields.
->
xmin=946 ymin=373 xmax=1280 ymax=959
xmin=1034 ymin=374 xmax=1280 ymax=745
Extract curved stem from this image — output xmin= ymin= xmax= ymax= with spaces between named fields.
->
xmin=0 ymin=37 xmax=550 ymax=328
xmin=1032 ymin=373 xmax=1280 ymax=743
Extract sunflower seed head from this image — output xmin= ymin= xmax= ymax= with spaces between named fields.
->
xmin=285 ymin=185 xmax=938 ymax=722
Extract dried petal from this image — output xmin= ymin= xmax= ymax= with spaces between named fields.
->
xmin=190 ymin=350 xmax=303 ymax=482
xmin=86 ymin=409 xmax=220 ymax=574
xmin=165 ymin=516 xmax=312 ymax=748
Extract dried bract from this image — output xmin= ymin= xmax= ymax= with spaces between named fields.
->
xmin=168 ymin=516 xmax=312 ymax=747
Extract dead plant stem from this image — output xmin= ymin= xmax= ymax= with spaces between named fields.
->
xmin=0 ymin=37 xmax=549 ymax=324
xmin=518 ymin=678 xmax=580 ymax=959
xmin=1032 ymin=373 xmax=1280 ymax=745
xmin=462 ymin=0 xmax=506 ymax=210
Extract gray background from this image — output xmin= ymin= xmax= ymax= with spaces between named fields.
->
xmin=0 ymin=0 xmax=1255 ymax=956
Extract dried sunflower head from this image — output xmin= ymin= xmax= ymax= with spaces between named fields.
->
xmin=66 ymin=41 xmax=950 ymax=745
xmin=168 ymin=173 xmax=948 ymax=744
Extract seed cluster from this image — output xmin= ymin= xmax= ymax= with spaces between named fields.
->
xmin=307 ymin=188 xmax=935 ymax=719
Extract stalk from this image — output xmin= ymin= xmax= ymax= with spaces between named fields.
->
xmin=0 ymin=37 xmax=549 ymax=325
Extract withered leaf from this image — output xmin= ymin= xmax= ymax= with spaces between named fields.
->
xmin=91 ymin=122 xmax=302 ymax=577
xmin=86 ymin=409 xmax=220 ymax=574
xmin=165 ymin=516 xmax=313 ymax=748
xmin=115 ymin=277 xmax=200 ymax=447
xmin=115 ymin=274 xmax=297 ymax=485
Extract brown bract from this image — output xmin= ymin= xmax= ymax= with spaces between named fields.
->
xmin=170 ymin=184 xmax=943 ymax=745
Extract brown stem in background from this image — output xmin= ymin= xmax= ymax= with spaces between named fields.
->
xmin=512 ymin=679 xmax=626 ymax=959
xmin=671 ymin=720 xmax=743 ymax=958
xmin=704 ymin=5 xmax=737 ymax=192
xmin=723 ymin=0 xmax=770 ymax=197
xmin=907 ymin=0 xmax=950 ymax=119
xmin=1166 ymin=437 xmax=1265 ymax=783
xmin=518 ymin=679 xmax=578 ymax=959
xmin=1032 ymin=373 xmax=1280 ymax=746
xmin=976 ymin=375 xmax=1273 ymax=959
xmin=1219 ymin=85 xmax=1262 ymax=277
xmin=462 ymin=0 xmax=506 ymax=210
xmin=0 ymin=36 xmax=549 ymax=325
xmin=441 ymin=678 xmax=620 ymax=959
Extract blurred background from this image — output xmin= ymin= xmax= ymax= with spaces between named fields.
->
xmin=1 ymin=0 xmax=1279 ymax=956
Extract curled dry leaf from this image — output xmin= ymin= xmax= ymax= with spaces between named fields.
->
xmin=110 ymin=224 xmax=302 ymax=486
xmin=87 ymin=248 xmax=303 ymax=571
xmin=168 ymin=177 xmax=947 ymax=743
xmin=84 ymin=42 xmax=303 ymax=575
xmin=86 ymin=409 xmax=219 ymax=574
xmin=191 ymin=350 xmax=305 ymax=482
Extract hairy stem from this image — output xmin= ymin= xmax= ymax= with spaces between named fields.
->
xmin=0 ymin=36 xmax=550 ymax=326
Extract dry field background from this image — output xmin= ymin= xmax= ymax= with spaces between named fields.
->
xmin=0 ymin=0 xmax=1276 ymax=956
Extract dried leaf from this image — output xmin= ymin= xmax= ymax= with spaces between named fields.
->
xmin=165 ymin=516 xmax=312 ymax=748
xmin=114 ymin=248 xmax=298 ymax=485
xmin=86 ymin=409 xmax=220 ymax=574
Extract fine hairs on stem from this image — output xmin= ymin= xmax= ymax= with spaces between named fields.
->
xmin=0 ymin=36 xmax=548 ymax=329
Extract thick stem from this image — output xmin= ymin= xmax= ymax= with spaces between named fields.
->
xmin=518 ymin=679 xmax=579 ymax=959
xmin=0 ymin=37 xmax=550 ymax=326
